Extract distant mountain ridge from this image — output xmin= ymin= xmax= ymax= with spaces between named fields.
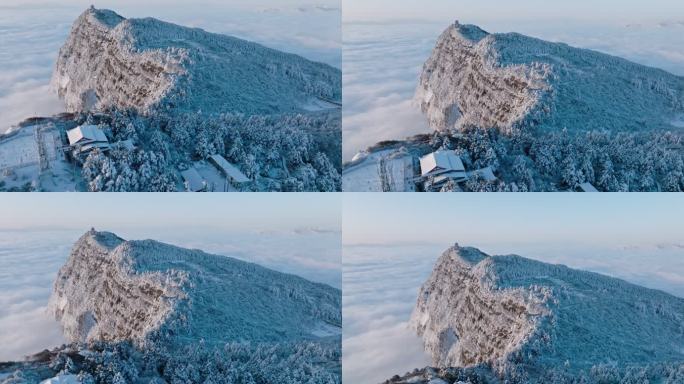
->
xmin=415 ymin=21 xmax=684 ymax=134
xmin=48 ymin=229 xmax=341 ymax=348
xmin=384 ymin=243 xmax=684 ymax=383
xmin=51 ymin=7 xmax=341 ymax=115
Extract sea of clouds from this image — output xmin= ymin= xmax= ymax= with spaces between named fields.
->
xmin=0 ymin=1 xmax=340 ymax=134
xmin=0 ymin=228 xmax=340 ymax=362
xmin=342 ymin=240 xmax=684 ymax=383
xmin=342 ymin=20 xmax=684 ymax=161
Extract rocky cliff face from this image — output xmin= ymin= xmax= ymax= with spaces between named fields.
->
xmin=51 ymin=7 xmax=341 ymax=115
xmin=48 ymin=229 xmax=342 ymax=348
xmin=409 ymin=245 xmax=547 ymax=368
xmin=415 ymin=21 xmax=684 ymax=134
xmin=48 ymin=230 xmax=183 ymax=345
xmin=407 ymin=244 xmax=684 ymax=381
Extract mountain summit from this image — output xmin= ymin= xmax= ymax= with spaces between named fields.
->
xmin=48 ymin=229 xmax=341 ymax=348
xmin=51 ymin=7 xmax=341 ymax=115
xmin=415 ymin=21 xmax=684 ymax=134
xmin=397 ymin=244 xmax=684 ymax=383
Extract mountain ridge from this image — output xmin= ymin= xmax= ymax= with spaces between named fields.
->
xmin=48 ymin=229 xmax=342 ymax=348
xmin=415 ymin=21 xmax=684 ymax=134
xmin=51 ymin=7 xmax=341 ymax=116
xmin=396 ymin=243 xmax=684 ymax=383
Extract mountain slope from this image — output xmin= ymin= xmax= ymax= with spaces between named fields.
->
xmin=415 ymin=21 xmax=684 ymax=134
xmin=51 ymin=7 xmax=341 ymax=115
xmin=404 ymin=244 xmax=684 ymax=382
xmin=48 ymin=229 xmax=341 ymax=348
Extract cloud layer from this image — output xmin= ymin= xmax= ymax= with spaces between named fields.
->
xmin=343 ymin=244 xmax=440 ymax=383
xmin=0 ymin=230 xmax=73 ymax=361
xmin=0 ymin=10 xmax=70 ymax=133
xmin=342 ymin=23 xmax=441 ymax=160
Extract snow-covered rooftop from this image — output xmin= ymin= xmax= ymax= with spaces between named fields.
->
xmin=578 ymin=182 xmax=599 ymax=192
xmin=433 ymin=171 xmax=468 ymax=185
xmin=420 ymin=150 xmax=465 ymax=177
xmin=66 ymin=125 xmax=108 ymax=146
xmin=209 ymin=154 xmax=249 ymax=183
xmin=180 ymin=167 xmax=206 ymax=192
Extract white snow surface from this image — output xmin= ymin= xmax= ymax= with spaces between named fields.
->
xmin=0 ymin=122 xmax=82 ymax=191
xmin=51 ymin=7 xmax=341 ymax=116
xmin=48 ymin=229 xmax=341 ymax=348
xmin=411 ymin=244 xmax=684 ymax=373
xmin=416 ymin=22 xmax=684 ymax=134
xmin=342 ymin=149 xmax=416 ymax=192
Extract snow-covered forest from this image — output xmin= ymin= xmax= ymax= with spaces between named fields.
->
xmin=76 ymin=108 xmax=341 ymax=192
xmin=417 ymin=125 xmax=683 ymax=192
xmin=1 ymin=340 xmax=341 ymax=384
xmin=385 ymin=362 xmax=684 ymax=384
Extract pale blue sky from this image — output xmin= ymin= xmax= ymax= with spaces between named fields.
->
xmin=0 ymin=194 xmax=340 ymax=232
xmin=343 ymin=0 xmax=684 ymax=23
xmin=343 ymin=193 xmax=684 ymax=247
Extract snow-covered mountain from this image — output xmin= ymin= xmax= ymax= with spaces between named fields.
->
xmin=416 ymin=21 xmax=684 ymax=134
xmin=344 ymin=21 xmax=684 ymax=192
xmin=52 ymin=6 xmax=341 ymax=115
xmin=0 ymin=229 xmax=341 ymax=383
xmin=48 ymin=229 xmax=341 ymax=347
xmin=0 ymin=7 xmax=342 ymax=192
xmin=386 ymin=244 xmax=684 ymax=383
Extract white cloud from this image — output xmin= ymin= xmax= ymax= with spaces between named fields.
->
xmin=343 ymin=321 xmax=429 ymax=383
xmin=0 ymin=230 xmax=73 ymax=361
xmin=343 ymin=244 xmax=440 ymax=383
xmin=0 ymin=306 xmax=66 ymax=361
xmin=0 ymin=10 xmax=70 ymax=133
xmin=342 ymin=23 xmax=443 ymax=160
xmin=0 ymin=85 xmax=64 ymax=132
